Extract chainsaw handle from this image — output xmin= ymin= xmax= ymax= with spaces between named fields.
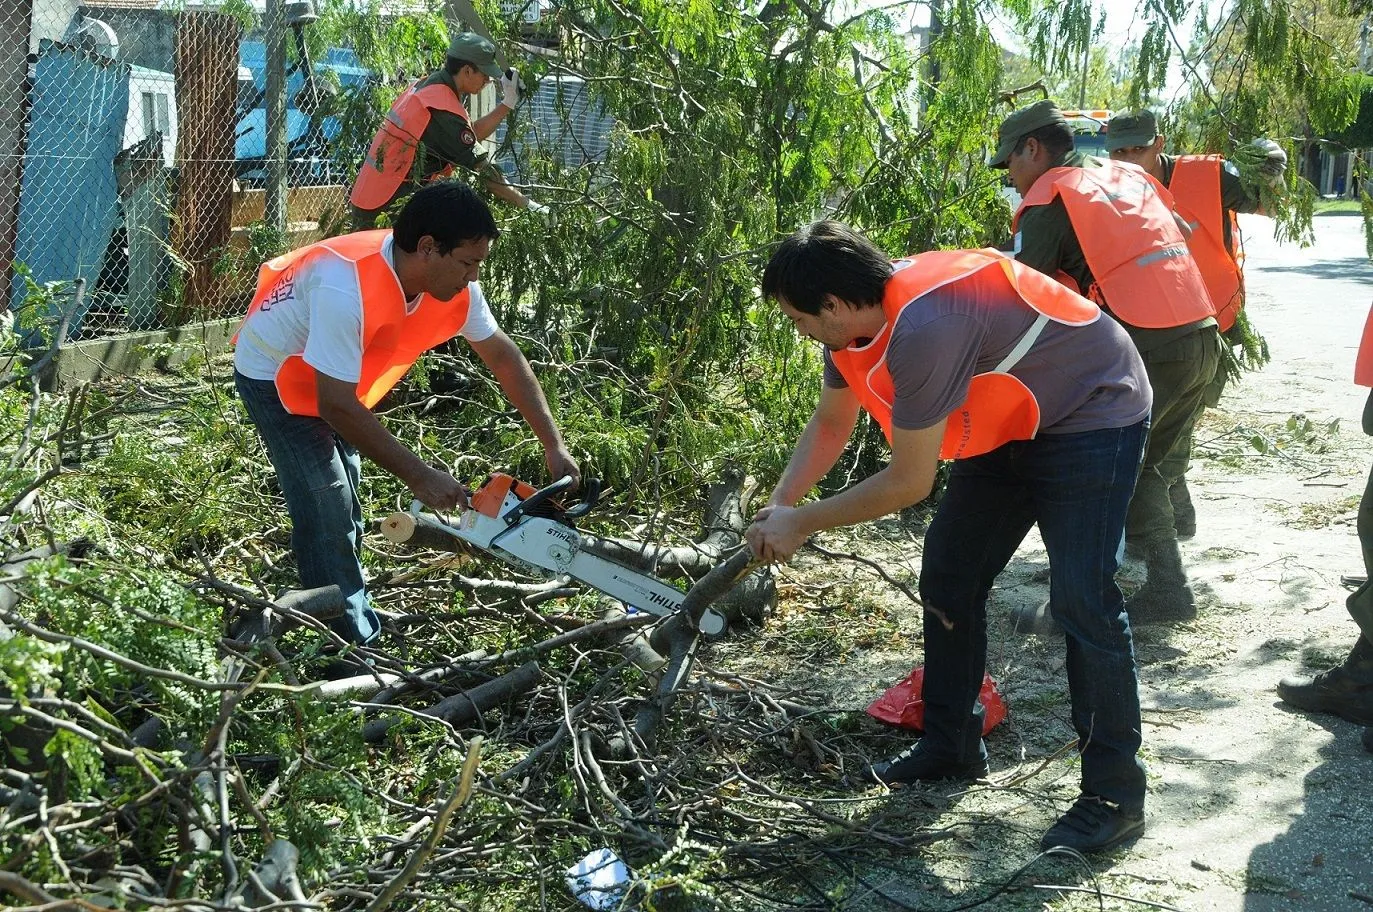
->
xmin=561 ymin=478 xmax=602 ymax=519
xmin=502 ymin=474 xmax=576 ymax=527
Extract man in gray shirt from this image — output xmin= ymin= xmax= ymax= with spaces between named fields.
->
xmin=747 ymin=220 xmax=1152 ymax=853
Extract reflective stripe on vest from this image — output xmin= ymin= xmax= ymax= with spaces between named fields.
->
xmin=828 ymin=248 xmax=1100 ymax=460
xmin=1170 ymin=155 xmax=1245 ymax=332
xmin=349 ymin=81 xmax=470 ymax=212
xmin=1013 ymin=160 xmax=1215 ymax=329
xmin=234 ymin=231 xmax=472 ymax=416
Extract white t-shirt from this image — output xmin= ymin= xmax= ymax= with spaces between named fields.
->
xmin=234 ymin=234 xmax=499 ymax=383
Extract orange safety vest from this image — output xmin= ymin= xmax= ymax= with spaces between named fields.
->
xmin=1356 ymin=304 xmax=1373 ymax=387
xmin=828 ymin=249 xmax=1100 ymax=460
xmin=349 ymin=81 xmax=470 ymax=212
xmin=1013 ymin=161 xmax=1215 ymax=329
xmin=235 ymin=231 xmax=472 ymax=417
xmin=1169 ymin=155 xmax=1245 ymax=333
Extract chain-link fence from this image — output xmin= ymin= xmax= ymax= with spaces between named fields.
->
xmin=2 ymin=0 xmax=611 ymax=344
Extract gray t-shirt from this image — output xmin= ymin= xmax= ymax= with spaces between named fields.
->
xmin=823 ymin=266 xmax=1151 ymax=436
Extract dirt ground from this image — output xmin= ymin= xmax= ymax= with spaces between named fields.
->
xmin=713 ymin=213 xmax=1373 ymax=911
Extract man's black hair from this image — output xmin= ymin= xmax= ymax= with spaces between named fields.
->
xmin=444 ymin=56 xmax=477 ymax=76
xmin=761 ymin=220 xmax=891 ymax=315
xmin=392 ymin=182 xmax=500 ymax=253
xmin=1014 ymin=122 xmax=1075 ymax=160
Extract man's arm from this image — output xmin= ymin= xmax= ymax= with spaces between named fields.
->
xmin=1015 ymin=203 xmax=1093 ymax=296
xmin=480 ymin=165 xmax=536 ymax=209
xmin=470 ymin=104 xmax=510 ymax=143
xmin=1221 ymin=160 xmax=1268 ymax=216
xmin=420 ymin=111 xmax=484 ymax=173
xmin=767 ymin=382 xmax=862 ymax=508
xmin=470 ymin=70 xmax=521 ymax=141
xmin=468 ymin=330 xmax=580 ymax=486
xmin=747 ymin=418 xmax=946 ymax=564
xmin=315 ymin=373 xmax=467 ymax=510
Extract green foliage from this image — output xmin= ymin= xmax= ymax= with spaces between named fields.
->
xmin=1327 ymin=76 xmax=1373 ymax=148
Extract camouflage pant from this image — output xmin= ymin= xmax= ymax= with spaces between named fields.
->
xmin=1125 ymin=326 xmax=1222 ymax=544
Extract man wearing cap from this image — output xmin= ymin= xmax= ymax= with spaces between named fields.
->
xmin=992 ymin=99 xmax=1219 ymax=624
xmin=350 ymin=32 xmax=548 ymax=229
xmin=1107 ymin=109 xmax=1286 ymax=540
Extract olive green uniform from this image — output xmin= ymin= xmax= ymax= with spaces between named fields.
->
xmin=1014 ymin=150 xmax=1219 ymax=545
xmin=351 ymin=69 xmax=486 ymax=229
xmin=1155 ymin=154 xmax=1264 ymax=498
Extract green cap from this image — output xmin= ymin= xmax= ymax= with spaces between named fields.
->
xmin=990 ymin=100 xmax=1068 ymax=168
xmin=1105 ymin=110 xmax=1158 ymax=152
xmin=447 ymin=32 xmax=503 ymax=79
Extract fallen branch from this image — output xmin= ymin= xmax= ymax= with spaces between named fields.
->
xmin=362 ymin=661 xmax=542 ymax=743
xmin=364 ymin=737 xmax=482 ymax=912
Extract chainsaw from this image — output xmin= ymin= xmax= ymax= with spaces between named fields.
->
xmin=386 ymin=473 xmax=739 ymax=635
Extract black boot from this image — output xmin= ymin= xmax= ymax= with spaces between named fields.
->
xmin=1170 ymin=478 xmax=1196 ymax=540
xmin=1124 ymin=537 xmax=1196 ymax=625
xmin=863 ymin=739 xmax=990 ymax=786
xmin=1276 ymin=636 xmax=1373 ymax=726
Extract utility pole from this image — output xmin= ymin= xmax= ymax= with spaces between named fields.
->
xmin=264 ymin=0 xmax=287 ymax=234
xmin=926 ymin=0 xmax=943 ymax=93
xmin=1077 ymin=36 xmax=1089 ymax=108
xmin=1361 ymin=13 xmax=1371 ymax=74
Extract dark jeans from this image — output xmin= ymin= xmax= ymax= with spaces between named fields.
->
xmin=920 ymin=419 xmax=1150 ymax=811
xmin=1352 ymin=390 xmax=1373 ymax=643
xmin=235 ymin=371 xmax=379 ymax=645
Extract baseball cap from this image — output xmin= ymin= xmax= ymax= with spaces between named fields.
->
xmin=1105 ymin=110 xmax=1159 ymax=152
xmin=990 ymin=100 xmax=1069 ymax=168
xmin=447 ymin=32 xmax=503 ymax=79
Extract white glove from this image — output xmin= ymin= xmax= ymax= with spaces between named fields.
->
xmin=525 ymin=199 xmax=550 ymax=215
xmin=1252 ymin=138 xmax=1287 ymax=178
xmin=500 ymin=69 xmax=520 ymax=109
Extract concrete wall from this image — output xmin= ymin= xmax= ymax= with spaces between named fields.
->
xmin=31 ymin=0 xmax=80 ymax=52
xmin=38 ymin=317 xmax=239 ymax=390
xmin=85 ymin=7 xmax=178 ymax=72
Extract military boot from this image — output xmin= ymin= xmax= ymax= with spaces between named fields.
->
xmin=1123 ymin=537 xmax=1196 ymax=625
xmin=1170 ymin=478 xmax=1196 ymax=540
xmin=1276 ymin=635 xmax=1373 ymax=726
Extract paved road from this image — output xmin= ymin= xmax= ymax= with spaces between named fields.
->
xmin=1154 ymin=212 xmax=1373 ymax=912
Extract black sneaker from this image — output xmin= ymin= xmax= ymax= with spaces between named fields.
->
xmin=1276 ymin=666 xmax=1373 ymax=726
xmin=864 ymin=739 xmax=989 ymax=786
xmin=1040 ymin=794 xmax=1145 ymax=853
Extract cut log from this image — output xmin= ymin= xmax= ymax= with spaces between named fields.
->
xmin=378 ymin=511 xmax=474 ymax=554
xmin=226 ymin=585 xmax=345 ymax=645
xmin=362 ymin=661 xmax=541 ymax=743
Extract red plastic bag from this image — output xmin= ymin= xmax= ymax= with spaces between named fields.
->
xmin=865 ymin=666 xmax=1007 ymax=736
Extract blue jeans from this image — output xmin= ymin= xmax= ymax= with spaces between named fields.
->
xmin=919 ymin=419 xmax=1149 ymax=811
xmin=235 ymin=372 xmax=379 ymax=645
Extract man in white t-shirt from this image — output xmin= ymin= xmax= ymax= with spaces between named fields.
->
xmin=234 ymin=183 xmax=579 ymax=646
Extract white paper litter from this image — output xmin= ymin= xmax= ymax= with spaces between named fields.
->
xmin=565 ymin=847 xmax=632 ymax=910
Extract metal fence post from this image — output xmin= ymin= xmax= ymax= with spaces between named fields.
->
xmin=264 ymin=0 xmax=287 ymax=234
